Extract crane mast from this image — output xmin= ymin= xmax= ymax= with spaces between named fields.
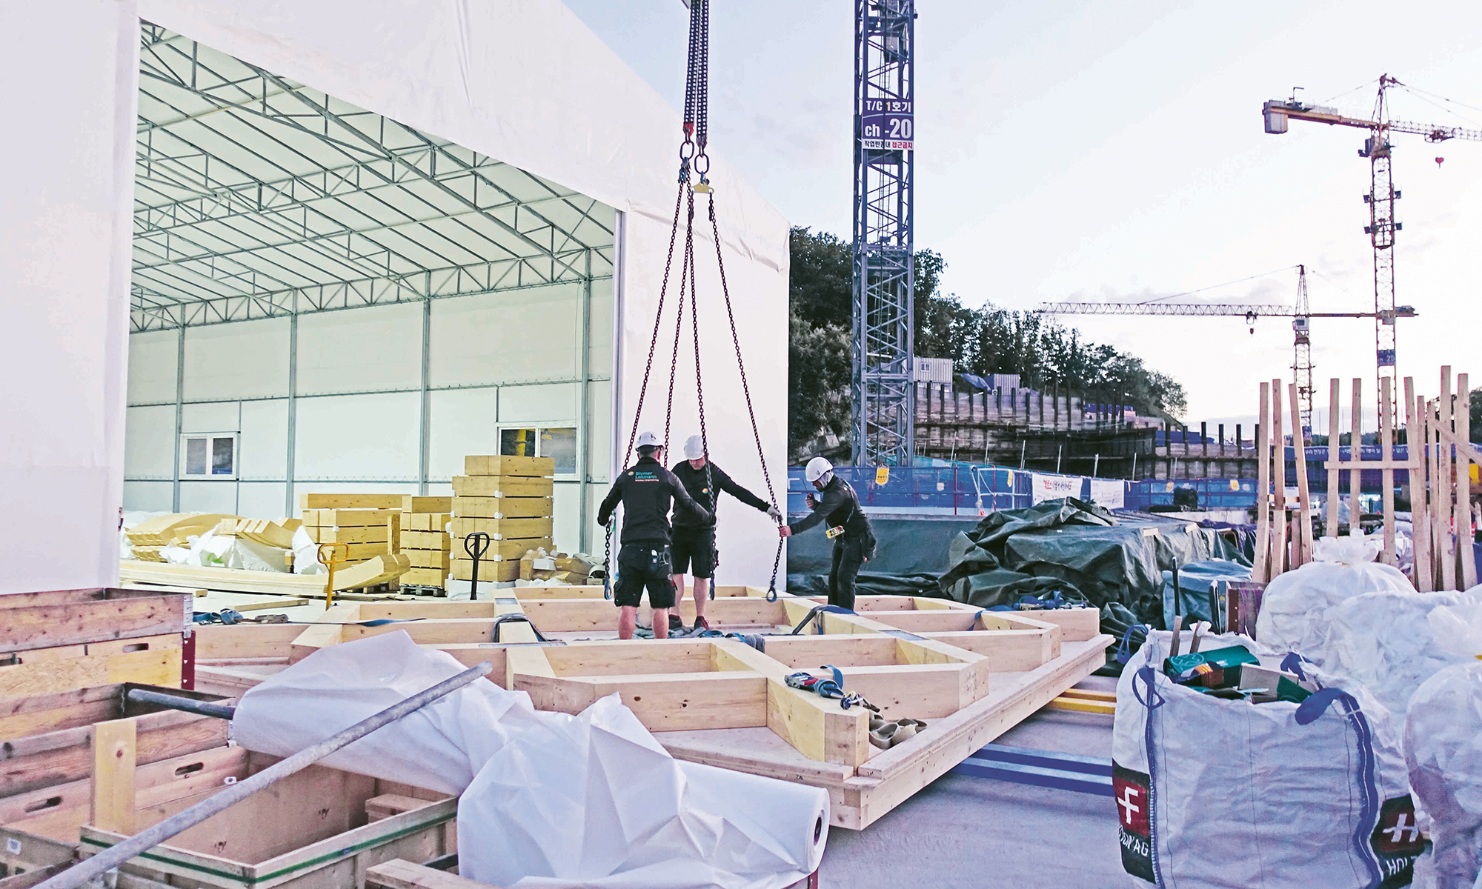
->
xmin=1292 ymin=263 xmax=1312 ymax=439
xmin=851 ymin=0 xmax=916 ymax=466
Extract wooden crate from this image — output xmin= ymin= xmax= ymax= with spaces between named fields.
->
xmin=448 ymin=559 xmax=519 ymax=583
xmin=448 ymin=517 xmax=553 ymax=541
xmin=450 ymin=538 xmax=551 ymax=562
xmin=309 ymin=526 xmax=389 ymax=545
xmin=402 ymin=514 xmax=451 ymax=533
xmin=406 ymin=551 xmax=449 ymax=570
xmin=302 ymin=509 xmax=397 ymax=528
xmin=450 ymin=476 xmax=554 ymax=499
xmin=298 ymin=494 xmax=405 ymax=510
xmin=463 ymin=455 xmax=554 ymax=478
xmin=450 ymin=497 xmax=553 ymax=519
xmin=403 ymin=568 xmax=449 ymax=587
xmin=0 ymin=588 xmax=190 ymax=654
xmin=400 ymin=530 xmax=449 ymax=551
xmin=400 ymin=496 xmax=453 ymax=514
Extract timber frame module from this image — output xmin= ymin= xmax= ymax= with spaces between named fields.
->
xmin=198 ymin=585 xmax=1110 ymax=830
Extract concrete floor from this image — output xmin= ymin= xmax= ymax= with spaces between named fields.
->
xmin=821 ymin=681 xmax=1126 ymax=888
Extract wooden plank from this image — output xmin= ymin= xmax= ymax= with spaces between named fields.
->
xmin=710 ymin=641 xmax=869 ymax=766
xmin=447 ymin=559 xmax=519 ymax=583
xmin=368 ymin=860 xmax=502 ymax=889
xmin=1288 ymin=382 xmax=1315 ymax=566
xmin=920 ymin=630 xmax=1056 ymax=672
xmin=1439 ymin=368 xmax=1457 ymax=591
xmin=403 ymin=513 xmax=452 ymax=533
xmin=1407 ymin=383 xmax=1434 ymax=591
xmin=0 ymin=590 xmax=189 ymax=654
xmin=401 ymin=496 xmax=453 ymax=513
xmin=451 ymin=476 xmax=555 ymax=499
xmin=449 ymin=517 xmax=555 ymax=541
xmin=1350 ymin=378 xmax=1363 ymax=538
xmin=401 ymin=530 xmax=450 ymax=550
xmin=450 ymin=538 xmax=552 ymax=562
xmin=193 ymin=623 xmax=303 ymax=660
xmin=1456 ymin=373 xmax=1477 ymax=590
xmin=299 ymin=494 xmax=406 ymax=510
xmin=311 ymin=526 xmax=389 ymax=545
xmin=1380 ymin=377 xmax=1397 ymax=566
xmin=463 ymin=455 xmax=555 ymax=478
xmin=1327 ymin=378 xmax=1341 ymax=536
xmin=450 ymin=497 xmax=553 ymax=519
xmin=1270 ymin=378 xmax=1288 ymax=575
xmin=90 ymin=719 xmax=136 ymax=834
xmin=120 ymin=554 xmax=410 ymax=595
xmin=1253 ymin=382 xmax=1271 ymax=583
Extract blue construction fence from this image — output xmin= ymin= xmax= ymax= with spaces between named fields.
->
xmin=786 ymin=464 xmax=1120 ymax=516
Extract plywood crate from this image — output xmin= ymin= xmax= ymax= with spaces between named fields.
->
xmin=449 ymin=558 xmax=520 ymax=583
xmin=450 ymin=537 xmax=552 ymax=562
xmin=451 ymin=475 xmax=555 ymax=498
xmin=401 ymin=530 xmax=450 ymax=550
xmin=406 ymin=550 xmax=450 ymax=570
xmin=403 ymin=513 xmax=451 ymax=532
xmin=463 ymin=455 xmax=554 ymax=478
xmin=451 ymin=496 xmax=553 ymax=519
xmin=449 ymin=517 xmax=554 ymax=540
xmin=299 ymin=493 xmax=405 ymax=510
xmin=401 ymin=496 xmax=453 ymax=513
xmin=404 ymin=567 xmax=451 ymax=587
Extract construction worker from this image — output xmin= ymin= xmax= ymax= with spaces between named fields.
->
xmin=597 ymin=432 xmax=711 ymax=640
xmin=670 ymin=434 xmax=782 ymax=633
xmin=779 ymin=457 xmax=876 ymax=610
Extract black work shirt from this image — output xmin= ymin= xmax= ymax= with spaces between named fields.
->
xmin=670 ymin=460 xmax=770 ymax=530
xmin=789 ymin=476 xmax=874 ymax=540
xmin=597 ymin=456 xmax=711 ymax=545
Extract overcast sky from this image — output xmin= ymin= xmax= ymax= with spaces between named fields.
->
xmin=564 ymin=0 xmax=1482 ymax=429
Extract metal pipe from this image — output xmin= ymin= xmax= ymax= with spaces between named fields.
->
xmin=125 ymin=688 xmax=237 ymax=721
xmin=38 ymin=660 xmax=493 ymax=889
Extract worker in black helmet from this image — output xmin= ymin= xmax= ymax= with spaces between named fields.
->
xmin=670 ymin=434 xmax=781 ymax=634
xmin=597 ymin=432 xmax=712 ymax=640
xmin=779 ymin=457 xmax=876 ymax=610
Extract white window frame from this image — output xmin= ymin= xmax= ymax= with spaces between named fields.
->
xmin=180 ymin=432 xmax=239 ymax=480
xmin=496 ymin=424 xmax=579 ymax=480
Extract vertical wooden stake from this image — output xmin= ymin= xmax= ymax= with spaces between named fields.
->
xmin=1349 ymin=379 xmax=1363 ymax=538
xmin=1378 ymin=378 xmax=1397 ymax=566
xmin=1456 ymin=372 xmax=1476 ymax=590
xmin=1439 ymin=368 xmax=1457 ymax=590
xmin=1406 ymin=383 xmax=1433 ymax=591
xmin=1254 ymin=382 xmax=1271 ymax=583
xmin=1289 ymin=382 xmax=1315 ymax=567
xmin=1271 ymin=380 xmax=1288 ymax=576
xmin=1326 ymin=378 xmax=1341 ymax=538
xmin=92 ymin=718 xmax=137 ymax=834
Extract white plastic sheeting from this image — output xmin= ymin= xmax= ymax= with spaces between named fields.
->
xmin=233 ymin=633 xmax=827 ymax=888
xmin=0 ymin=0 xmax=138 ymax=594
xmin=1406 ymin=662 xmax=1482 ymax=889
xmin=1256 ymin=535 xmax=1415 ymax=657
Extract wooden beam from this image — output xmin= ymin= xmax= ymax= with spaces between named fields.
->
xmin=1270 ymin=379 xmax=1288 ymax=575
xmin=1406 ymin=382 xmax=1434 ymax=592
xmin=368 ymin=859 xmax=503 ymax=889
xmin=1350 ymin=378 xmax=1363 ymax=538
xmin=1288 ymin=382 xmax=1314 ymax=566
xmin=710 ymin=641 xmax=869 ymax=766
xmin=1456 ymin=373 xmax=1477 ymax=589
xmin=1379 ymin=377 xmax=1397 ymax=566
xmin=1253 ymin=382 xmax=1271 ymax=582
xmin=1327 ymin=378 xmax=1341 ymax=536
xmin=90 ymin=718 xmax=137 ymax=834
xmin=1439 ymin=368 xmax=1457 ymax=591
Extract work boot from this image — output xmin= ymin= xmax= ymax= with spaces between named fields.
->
xmin=693 ymin=616 xmax=711 ymax=632
xmin=668 ymin=614 xmax=684 ymax=634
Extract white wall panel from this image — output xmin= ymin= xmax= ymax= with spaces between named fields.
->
xmin=429 ymin=285 xmax=579 ymax=388
xmin=127 ymin=330 xmax=178 ymax=405
xmin=236 ymin=482 xmax=288 ymax=520
xmin=238 ymin=399 xmax=289 ymax=480
xmin=294 ymin=482 xmax=419 ymax=501
xmin=124 ymin=404 xmax=176 ymax=480
xmin=123 ymin=481 xmax=175 ymax=514
xmin=294 ymin=392 xmax=420 ymax=480
xmin=587 ymin=280 xmax=614 ymax=377
xmin=296 ymin=303 xmax=422 ymax=395
xmin=183 ymin=318 xmax=290 ymax=402
xmin=179 ymin=480 xmax=238 ymax=515
xmin=498 ymin=382 xmax=578 ymax=425
xmin=585 ymin=380 xmax=611 ymax=483
xmin=552 ymin=482 xmax=579 ymax=553
xmin=181 ymin=402 xmax=240 ymax=434
xmin=426 ymin=387 xmax=498 ymax=481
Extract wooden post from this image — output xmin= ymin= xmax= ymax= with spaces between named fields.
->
xmin=1379 ymin=377 xmax=1397 ymax=566
xmin=1349 ymin=379 xmax=1363 ymax=538
xmin=91 ymin=718 xmax=137 ymax=834
xmin=1439 ymin=368 xmax=1457 ymax=590
xmin=1326 ymin=378 xmax=1341 ymax=538
xmin=1456 ymin=373 xmax=1476 ymax=589
xmin=1271 ymin=379 xmax=1288 ymax=576
xmin=1289 ymin=383 xmax=1315 ymax=566
xmin=1253 ymin=383 xmax=1271 ymax=584
xmin=1406 ymin=383 xmax=1433 ymax=591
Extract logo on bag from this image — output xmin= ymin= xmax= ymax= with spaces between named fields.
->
xmin=1113 ymin=762 xmax=1155 ymax=883
xmin=1371 ymin=795 xmax=1425 ymax=888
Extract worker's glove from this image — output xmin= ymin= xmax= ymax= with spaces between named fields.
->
xmin=597 ymin=515 xmax=610 ymax=527
xmin=767 ymin=506 xmax=783 ymax=523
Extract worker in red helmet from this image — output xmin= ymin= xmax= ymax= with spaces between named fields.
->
xmin=779 ymin=457 xmax=876 ymax=610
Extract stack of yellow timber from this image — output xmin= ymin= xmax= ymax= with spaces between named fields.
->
xmin=217 ymin=517 xmax=300 ymax=549
xmin=400 ymin=496 xmax=453 ymax=588
xmin=299 ymin=494 xmax=403 ymax=565
xmin=450 ymin=455 xmax=556 ymax=583
xmin=125 ymin=513 xmax=239 ymax=561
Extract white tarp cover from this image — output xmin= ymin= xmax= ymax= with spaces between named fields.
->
xmin=233 ymin=632 xmax=828 ymax=889
xmin=1406 ymin=662 xmax=1482 ymax=889
xmin=1 ymin=0 xmax=789 ymax=591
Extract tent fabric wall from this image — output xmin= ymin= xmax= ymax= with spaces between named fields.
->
xmin=0 ymin=0 xmax=139 ymax=594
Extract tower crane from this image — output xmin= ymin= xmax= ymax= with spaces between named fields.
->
xmin=1262 ymin=75 xmax=1482 ymax=422
xmin=1036 ymin=266 xmax=1418 ymax=439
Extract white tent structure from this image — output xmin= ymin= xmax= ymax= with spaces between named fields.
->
xmin=0 ymin=0 xmax=789 ymax=594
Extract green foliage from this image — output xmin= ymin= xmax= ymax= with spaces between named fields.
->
xmin=788 ymin=226 xmax=1190 ymax=458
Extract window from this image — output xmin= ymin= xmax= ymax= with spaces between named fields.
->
xmin=498 ymin=425 xmax=578 ymax=477
xmin=182 ymin=434 xmax=238 ymax=479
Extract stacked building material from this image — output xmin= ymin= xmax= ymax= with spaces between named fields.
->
xmin=125 ymin=513 xmax=239 ymax=561
xmin=399 ymin=496 xmax=453 ymax=591
xmin=450 ymin=456 xmax=555 ymax=584
xmin=299 ymin=494 xmax=403 ymax=565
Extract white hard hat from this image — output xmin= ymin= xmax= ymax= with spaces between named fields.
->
xmin=636 ymin=431 xmax=660 ymax=450
xmin=684 ymin=435 xmax=705 ymax=460
xmin=805 ymin=456 xmax=834 ymax=483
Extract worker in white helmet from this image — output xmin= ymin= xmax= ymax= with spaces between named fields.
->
xmin=597 ymin=432 xmax=712 ymax=640
xmin=669 ymin=434 xmax=781 ymax=634
xmin=779 ymin=457 xmax=876 ymax=610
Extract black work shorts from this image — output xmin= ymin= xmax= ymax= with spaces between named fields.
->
xmin=671 ymin=527 xmax=716 ymax=578
xmin=614 ymin=544 xmax=676 ymax=609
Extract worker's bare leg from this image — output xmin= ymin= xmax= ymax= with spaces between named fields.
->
xmin=618 ymin=605 xmax=638 ymax=640
xmin=653 ymin=607 xmax=670 ymax=639
xmin=692 ymin=577 xmax=710 ymax=620
xmin=671 ymin=574 xmax=687 ymax=612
